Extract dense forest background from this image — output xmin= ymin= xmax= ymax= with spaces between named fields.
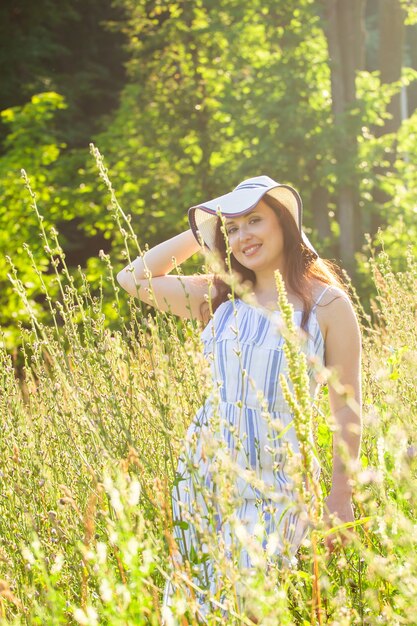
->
xmin=1 ymin=0 xmax=417 ymax=347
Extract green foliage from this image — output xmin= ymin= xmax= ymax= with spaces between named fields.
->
xmin=401 ymin=0 xmax=417 ymax=25
xmin=0 ymin=97 xmax=128 ymax=347
xmin=0 ymin=93 xmax=66 ymax=343
xmin=99 ymin=0 xmax=333 ymax=244
xmin=2 ymin=1 xmax=417 ymax=340
xmin=355 ymin=69 xmax=417 ymax=272
xmin=0 ymin=0 xmax=127 ymax=147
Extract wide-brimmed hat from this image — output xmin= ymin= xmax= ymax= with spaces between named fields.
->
xmin=188 ymin=175 xmax=317 ymax=256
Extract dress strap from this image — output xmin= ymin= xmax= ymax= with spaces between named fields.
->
xmin=312 ymin=285 xmax=332 ymax=312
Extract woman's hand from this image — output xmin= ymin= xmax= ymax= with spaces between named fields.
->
xmin=323 ymin=490 xmax=355 ymax=552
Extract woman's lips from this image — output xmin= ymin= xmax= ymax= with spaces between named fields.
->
xmin=242 ymin=244 xmax=262 ymax=256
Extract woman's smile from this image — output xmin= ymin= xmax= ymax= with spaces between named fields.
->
xmin=242 ymin=243 xmax=262 ymax=256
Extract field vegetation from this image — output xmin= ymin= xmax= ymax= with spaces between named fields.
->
xmin=0 ymin=161 xmax=416 ymax=624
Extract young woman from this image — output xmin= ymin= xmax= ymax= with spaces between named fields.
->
xmin=117 ymin=176 xmax=362 ymax=619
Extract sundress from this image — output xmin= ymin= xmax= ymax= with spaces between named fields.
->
xmin=163 ymin=286 xmax=331 ymax=619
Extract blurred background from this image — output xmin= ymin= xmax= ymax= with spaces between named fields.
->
xmin=1 ymin=0 xmax=416 ymax=344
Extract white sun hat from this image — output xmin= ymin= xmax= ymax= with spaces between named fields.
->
xmin=188 ymin=175 xmax=317 ymax=256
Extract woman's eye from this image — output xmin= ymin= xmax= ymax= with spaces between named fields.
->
xmin=226 ymin=226 xmax=237 ymax=235
xmin=249 ymin=217 xmax=261 ymax=224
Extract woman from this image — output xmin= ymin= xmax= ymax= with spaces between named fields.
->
xmin=117 ymin=176 xmax=362 ymax=619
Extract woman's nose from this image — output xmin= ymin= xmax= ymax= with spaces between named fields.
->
xmin=238 ymin=223 xmax=251 ymax=240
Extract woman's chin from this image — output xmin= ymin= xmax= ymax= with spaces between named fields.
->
xmin=239 ymin=257 xmax=272 ymax=273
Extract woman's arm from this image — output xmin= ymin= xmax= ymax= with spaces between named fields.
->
xmin=117 ymin=229 xmax=200 ymax=284
xmin=316 ymin=290 xmax=362 ymax=541
xmin=117 ymin=229 xmax=211 ymax=320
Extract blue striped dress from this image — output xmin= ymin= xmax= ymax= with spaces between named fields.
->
xmin=163 ymin=287 xmax=330 ymax=616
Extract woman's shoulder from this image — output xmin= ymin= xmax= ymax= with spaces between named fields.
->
xmin=312 ymin=281 xmax=350 ymax=309
xmin=312 ymin=281 xmax=357 ymax=338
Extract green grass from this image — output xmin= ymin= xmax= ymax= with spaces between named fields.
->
xmin=0 ymin=166 xmax=416 ymax=624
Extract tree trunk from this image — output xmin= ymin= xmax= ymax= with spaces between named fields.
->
xmin=312 ymin=186 xmax=332 ymax=243
xmin=323 ymin=0 xmax=366 ymax=272
xmin=369 ymin=0 xmax=406 ymax=236
xmin=379 ymin=0 xmax=406 ymax=133
xmin=406 ymin=24 xmax=417 ymax=116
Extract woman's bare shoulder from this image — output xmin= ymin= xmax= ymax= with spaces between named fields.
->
xmin=315 ymin=283 xmax=351 ymax=309
xmin=313 ymin=282 xmax=358 ymax=338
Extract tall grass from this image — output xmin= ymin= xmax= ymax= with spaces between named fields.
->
xmin=0 ymin=161 xmax=416 ymax=624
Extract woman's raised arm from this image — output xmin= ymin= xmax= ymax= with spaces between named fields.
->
xmin=116 ymin=229 xmax=212 ymax=320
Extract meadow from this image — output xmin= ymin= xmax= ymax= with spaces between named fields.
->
xmin=0 ymin=164 xmax=416 ymax=625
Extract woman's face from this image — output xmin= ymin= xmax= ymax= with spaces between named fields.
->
xmin=224 ymin=199 xmax=285 ymax=274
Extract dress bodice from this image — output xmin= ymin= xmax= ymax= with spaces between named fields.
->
xmin=200 ymin=297 xmax=326 ymax=413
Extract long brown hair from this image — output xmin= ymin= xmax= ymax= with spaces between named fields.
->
xmin=205 ymin=194 xmax=345 ymax=329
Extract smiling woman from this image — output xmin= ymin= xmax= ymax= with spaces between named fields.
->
xmin=116 ymin=175 xmax=362 ymax=622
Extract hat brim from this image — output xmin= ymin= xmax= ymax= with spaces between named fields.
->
xmin=189 ymin=184 xmax=316 ymax=254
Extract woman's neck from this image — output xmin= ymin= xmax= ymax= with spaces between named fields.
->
xmin=252 ymin=275 xmax=285 ymax=308
xmin=252 ymin=269 xmax=308 ymax=311
xmin=253 ymin=267 xmax=287 ymax=297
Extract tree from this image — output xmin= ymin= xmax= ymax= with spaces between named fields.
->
xmin=321 ymin=0 xmax=366 ymax=271
xmin=366 ymin=0 xmax=407 ymax=236
xmin=378 ymin=0 xmax=407 ymax=133
xmin=100 ymin=0 xmax=333 ymax=250
xmin=0 ymin=0 xmax=128 ymax=149
xmin=2 ymin=0 xmax=416 ymax=343
xmin=0 ymin=93 xmax=66 ymax=337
